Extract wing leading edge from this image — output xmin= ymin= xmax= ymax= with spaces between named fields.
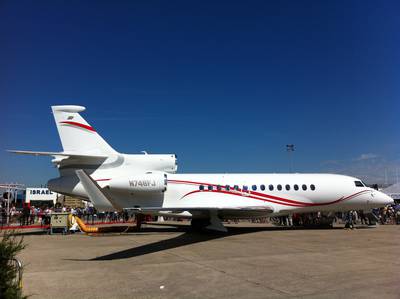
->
xmin=8 ymin=150 xmax=108 ymax=167
xmin=128 ymin=206 xmax=274 ymax=219
xmin=8 ymin=150 xmax=107 ymax=158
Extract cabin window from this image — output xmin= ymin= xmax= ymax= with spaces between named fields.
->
xmin=199 ymin=185 xmax=204 ymax=191
xmin=252 ymin=185 xmax=257 ymax=191
xmin=234 ymin=185 xmax=239 ymax=191
xmin=285 ymin=184 xmax=290 ymax=191
xmin=310 ymin=184 xmax=316 ymax=191
xmin=354 ymin=181 xmax=364 ymax=187
xmin=260 ymin=184 xmax=265 ymax=191
xmin=217 ymin=185 xmax=222 ymax=191
xmin=302 ymin=184 xmax=307 ymax=191
xmin=277 ymin=184 xmax=282 ymax=191
xmin=208 ymin=185 xmax=213 ymax=191
xmin=225 ymin=185 xmax=230 ymax=191
xmin=294 ymin=184 xmax=299 ymax=191
xmin=243 ymin=185 xmax=248 ymax=191
xmin=269 ymin=184 xmax=274 ymax=191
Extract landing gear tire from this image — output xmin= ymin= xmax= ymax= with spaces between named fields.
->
xmin=191 ymin=218 xmax=210 ymax=231
xmin=136 ymin=214 xmax=144 ymax=231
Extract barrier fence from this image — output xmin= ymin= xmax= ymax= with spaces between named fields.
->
xmin=0 ymin=212 xmax=134 ymax=230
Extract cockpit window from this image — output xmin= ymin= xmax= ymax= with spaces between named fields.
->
xmin=354 ymin=181 xmax=364 ymax=187
xmin=361 ymin=181 xmax=368 ymax=187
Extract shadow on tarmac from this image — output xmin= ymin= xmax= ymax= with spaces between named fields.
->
xmin=91 ymin=226 xmax=268 ymax=261
xmin=65 ymin=223 xmax=372 ymax=261
xmin=64 ymin=223 xmax=375 ymax=261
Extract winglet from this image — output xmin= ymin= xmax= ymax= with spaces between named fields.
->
xmin=75 ymin=169 xmax=120 ymax=212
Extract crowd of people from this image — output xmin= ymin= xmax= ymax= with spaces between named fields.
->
xmin=373 ymin=205 xmax=400 ymax=225
xmin=269 ymin=204 xmax=400 ymax=228
xmin=1 ymin=201 xmax=399 ymax=228
xmin=0 ymin=202 xmax=133 ymax=227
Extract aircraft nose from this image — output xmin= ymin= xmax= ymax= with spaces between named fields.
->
xmin=377 ymin=191 xmax=394 ymax=205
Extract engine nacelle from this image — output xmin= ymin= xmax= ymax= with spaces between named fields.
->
xmin=107 ymin=172 xmax=167 ymax=193
xmin=123 ymin=154 xmax=178 ymax=174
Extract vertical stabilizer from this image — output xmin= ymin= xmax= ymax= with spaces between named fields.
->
xmin=52 ymin=105 xmax=116 ymax=155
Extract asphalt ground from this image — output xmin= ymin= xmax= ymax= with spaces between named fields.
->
xmin=16 ymin=222 xmax=400 ymax=299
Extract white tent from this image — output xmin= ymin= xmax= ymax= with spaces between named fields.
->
xmin=382 ymin=182 xmax=400 ymax=200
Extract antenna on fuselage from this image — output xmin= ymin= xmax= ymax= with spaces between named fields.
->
xmin=286 ymin=144 xmax=295 ymax=173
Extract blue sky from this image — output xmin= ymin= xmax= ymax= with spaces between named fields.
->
xmin=1 ymin=0 xmax=399 ymax=186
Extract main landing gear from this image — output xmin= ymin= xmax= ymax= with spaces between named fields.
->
xmin=191 ymin=218 xmax=210 ymax=231
xmin=136 ymin=214 xmax=144 ymax=231
xmin=191 ymin=211 xmax=228 ymax=232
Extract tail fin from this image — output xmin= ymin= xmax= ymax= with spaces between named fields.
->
xmin=52 ymin=105 xmax=116 ymax=155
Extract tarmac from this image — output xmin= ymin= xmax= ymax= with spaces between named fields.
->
xmin=17 ymin=222 xmax=400 ymax=299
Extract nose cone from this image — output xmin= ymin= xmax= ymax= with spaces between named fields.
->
xmin=376 ymin=191 xmax=394 ymax=205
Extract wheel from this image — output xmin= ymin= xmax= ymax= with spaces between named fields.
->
xmin=136 ymin=214 xmax=144 ymax=231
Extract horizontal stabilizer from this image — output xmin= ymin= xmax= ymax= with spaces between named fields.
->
xmin=8 ymin=150 xmax=107 ymax=158
xmin=75 ymin=169 xmax=120 ymax=212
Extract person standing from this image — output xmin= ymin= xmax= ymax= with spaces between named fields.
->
xmin=345 ymin=211 xmax=354 ymax=229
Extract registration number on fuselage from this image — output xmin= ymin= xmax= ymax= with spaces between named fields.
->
xmin=129 ymin=180 xmax=156 ymax=187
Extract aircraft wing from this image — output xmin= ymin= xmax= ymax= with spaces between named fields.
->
xmin=72 ymin=169 xmax=274 ymax=219
xmin=128 ymin=206 xmax=274 ymax=219
xmin=75 ymin=169 xmax=121 ymax=211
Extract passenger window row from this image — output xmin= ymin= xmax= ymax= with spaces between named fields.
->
xmin=199 ymin=184 xmax=316 ymax=191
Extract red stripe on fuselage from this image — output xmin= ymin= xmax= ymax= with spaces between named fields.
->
xmin=168 ymin=179 xmax=370 ymax=207
xmin=169 ymin=179 xmax=312 ymax=206
xmin=60 ymin=121 xmax=96 ymax=132
xmin=181 ymin=189 xmax=306 ymax=207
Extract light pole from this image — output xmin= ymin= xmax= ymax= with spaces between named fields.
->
xmin=286 ymin=144 xmax=295 ymax=173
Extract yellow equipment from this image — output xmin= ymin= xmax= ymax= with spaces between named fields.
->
xmin=68 ymin=214 xmax=135 ymax=234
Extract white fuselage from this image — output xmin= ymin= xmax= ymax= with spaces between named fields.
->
xmin=48 ymin=153 xmax=393 ymax=218
xmin=15 ymin=105 xmax=394 ymax=230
